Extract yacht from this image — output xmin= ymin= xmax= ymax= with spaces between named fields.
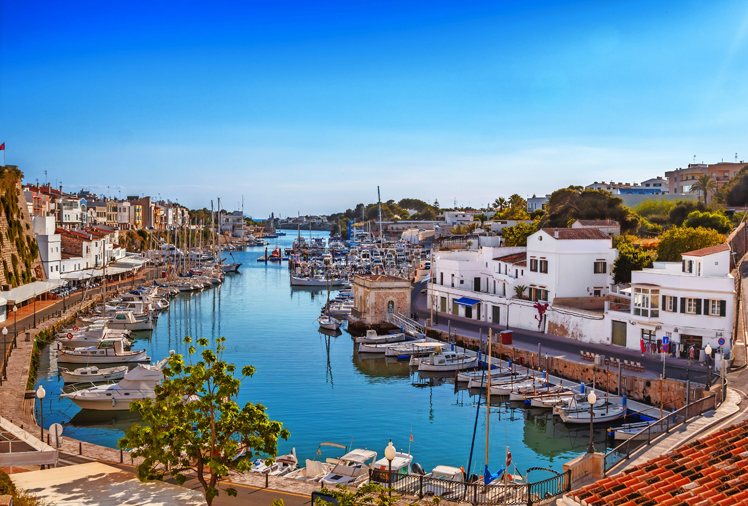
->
xmin=286 ymin=442 xmax=348 ymax=482
xmin=249 ymin=449 xmax=298 ymax=476
xmin=57 ymin=326 xmax=132 ymax=348
xmin=319 ymin=449 xmax=377 ymax=487
xmin=61 ymin=358 xmax=168 ymax=410
xmin=57 ymin=337 xmax=149 ymax=364
xmin=82 ymin=311 xmax=153 ymax=331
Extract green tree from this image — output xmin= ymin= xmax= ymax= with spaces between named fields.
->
xmin=668 ymin=200 xmax=702 ymax=227
xmin=508 ymin=194 xmax=526 ymax=211
xmin=683 ymin=210 xmax=731 ymax=234
xmin=514 ymin=285 xmax=527 ymax=299
xmin=119 ymin=337 xmax=290 ymax=506
xmin=633 ymin=198 xmax=676 ymax=218
xmin=637 ymin=217 xmax=663 ymax=237
xmin=493 ymin=197 xmax=508 ymax=211
xmin=656 ymin=226 xmax=726 ymax=262
xmin=318 ymin=484 xmax=399 ymax=506
xmin=717 ymin=164 xmax=748 ymax=206
xmin=689 ymin=174 xmax=719 ymax=204
xmin=540 ymin=188 xmax=641 ymax=233
xmin=612 ymin=240 xmax=655 ymax=284
xmin=474 ymin=214 xmax=488 ymax=227
xmin=450 ymin=224 xmax=468 ymax=235
xmin=501 ymin=221 xmax=537 ymax=246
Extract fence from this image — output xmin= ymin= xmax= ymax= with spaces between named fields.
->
xmin=369 ymin=467 xmax=570 ymax=505
xmin=604 ymin=393 xmax=718 ymax=474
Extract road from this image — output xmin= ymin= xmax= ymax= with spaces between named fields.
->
xmin=410 ymin=280 xmax=714 ymax=383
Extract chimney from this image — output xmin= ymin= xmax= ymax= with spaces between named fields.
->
xmin=554 ymin=230 xmax=559 ymax=239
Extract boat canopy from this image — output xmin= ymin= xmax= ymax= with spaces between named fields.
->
xmin=432 ymin=465 xmax=463 ymax=476
xmin=340 ymin=449 xmax=377 ymax=463
xmin=319 ymin=442 xmax=348 ymax=450
xmin=454 ymin=297 xmax=480 ymax=307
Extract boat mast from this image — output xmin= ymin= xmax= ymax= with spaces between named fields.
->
xmin=486 ymin=328 xmax=492 ymax=474
xmin=377 ymin=186 xmax=383 ymax=250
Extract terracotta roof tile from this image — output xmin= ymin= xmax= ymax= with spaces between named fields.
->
xmin=682 ymin=243 xmax=730 ymax=257
xmin=576 ymin=219 xmax=619 ymax=226
xmin=541 ymin=228 xmax=611 ymax=240
xmin=493 ymin=253 xmax=526 ymax=264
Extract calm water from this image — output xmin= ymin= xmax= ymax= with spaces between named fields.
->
xmin=35 ymin=231 xmax=608 ymax=476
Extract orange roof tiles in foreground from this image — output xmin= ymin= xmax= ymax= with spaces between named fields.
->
xmin=566 ymin=419 xmax=748 ymax=506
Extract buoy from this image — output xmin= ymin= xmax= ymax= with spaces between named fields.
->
xmin=67 ymin=333 xmax=73 ymax=339
xmin=112 ymin=398 xmax=116 ymax=407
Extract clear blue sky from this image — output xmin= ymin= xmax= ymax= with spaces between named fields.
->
xmin=2 ymin=0 xmax=747 ymax=216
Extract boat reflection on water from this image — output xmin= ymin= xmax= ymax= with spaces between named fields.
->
xmin=65 ymin=409 xmax=145 ymax=432
xmin=317 ymin=327 xmax=342 ymax=338
xmin=352 ymin=352 xmax=410 ymax=380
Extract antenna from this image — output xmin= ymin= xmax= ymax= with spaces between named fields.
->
xmin=737 ymin=153 xmax=739 ymax=163
xmin=693 ymin=155 xmax=696 ymax=164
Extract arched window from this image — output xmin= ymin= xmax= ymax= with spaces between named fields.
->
xmin=387 ymin=300 xmax=395 ymax=314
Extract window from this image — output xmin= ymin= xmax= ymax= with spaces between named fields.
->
xmin=634 ymin=287 xmax=659 ymax=317
xmin=593 ymin=289 xmax=601 ymax=297
xmin=594 ymin=261 xmax=607 ymax=274
xmin=710 ymin=300 xmax=720 ymax=316
xmin=539 ymin=259 xmax=548 ymax=273
xmin=686 ymin=298 xmax=698 ymax=314
xmin=451 ymin=274 xmax=454 ymax=288
xmin=440 ymin=272 xmax=444 ymax=285
xmin=530 ymin=258 xmax=538 ymax=272
xmin=682 ymin=260 xmax=693 ymax=273
xmin=387 ymin=301 xmax=395 ymax=314
xmin=706 ymin=299 xmax=726 ymax=316
xmin=664 ymin=295 xmax=676 ymax=312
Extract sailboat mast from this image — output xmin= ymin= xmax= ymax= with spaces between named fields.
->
xmin=377 ymin=186 xmax=383 ymax=249
xmin=486 ymin=329 xmax=492 ymax=468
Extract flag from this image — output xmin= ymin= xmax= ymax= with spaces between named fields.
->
xmin=410 ymin=433 xmax=413 ymax=442
xmin=640 ymin=339 xmax=646 ymax=353
xmin=0 ymin=143 xmax=4 ymax=150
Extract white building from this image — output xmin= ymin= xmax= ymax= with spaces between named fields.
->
xmin=606 ymin=243 xmax=735 ymax=358
xmin=221 ymin=211 xmax=245 ymax=237
xmin=59 ymin=197 xmax=83 ymax=229
xmin=571 ymin=219 xmax=621 ymax=237
xmin=117 ymin=201 xmax=133 ymax=229
xmin=32 ymin=216 xmax=61 ymax=279
xmin=527 ymin=195 xmax=550 ymax=212
xmin=640 ymin=176 xmax=668 ymax=193
xmin=440 ymin=211 xmax=496 ymax=226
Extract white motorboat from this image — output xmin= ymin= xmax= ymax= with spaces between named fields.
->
xmin=57 ymin=337 xmax=149 ymax=364
xmin=319 ymin=449 xmax=377 ymax=487
xmin=384 ymin=341 xmax=442 ymax=358
xmin=488 ymin=378 xmax=546 ymax=396
xmin=354 ymin=330 xmax=407 ymax=345
xmin=558 ymin=401 xmax=626 ymax=424
xmin=412 ymin=350 xmax=479 ymax=372
xmin=508 ymin=384 xmax=569 ymax=401
xmin=318 ymin=315 xmax=342 ymax=331
xmin=59 ymin=365 xmax=129 ymax=384
xmin=361 ymin=451 xmax=414 ymax=490
xmin=286 ymin=442 xmax=348 ymax=482
xmin=61 ymin=358 xmax=167 ymax=410
xmin=456 ymin=369 xmax=516 ymax=384
xmin=417 ymin=466 xmax=465 ymax=500
xmin=358 ymin=339 xmax=425 ymax=354
xmin=57 ymin=327 xmax=132 ymax=349
xmin=290 ymin=275 xmax=347 ymax=287
xmin=249 ymin=449 xmax=298 ymax=476
xmin=105 ymin=311 xmax=153 ymax=331
xmin=607 ymin=422 xmax=651 ymax=440
xmin=530 ymin=392 xmax=578 ymax=409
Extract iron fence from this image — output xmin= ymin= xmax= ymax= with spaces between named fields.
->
xmin=604 ymin=393 xmax=717 ymax=474
xmin=369 ymin=468 xmax=570 ymax=505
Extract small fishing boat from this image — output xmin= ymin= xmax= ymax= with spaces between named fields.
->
xmin=384 ymin=341 xmax=442 ymax=358
xmin=412 ymin=350 xmax=479 ymax=372
xmin=456 ymin=369 xmax=515 ymax=384
xmin=318 ymin=314 xmax=342 ymax=331
xmin=59 ymin=365 xmax=129 ymax=384
xmin=57 ymin=337 xmax=149 ymax=364
xmin=104 ymin=311 xmax=153 ymax=331
xmin=487 ymin=378 xmax=546 ymax=396
xmin=558 ymin=400 xmax=626 ymax=424
xmin=319 ymin=449 xmax=378 ymax=487
xmin=354 ymin=330 xmax=407 ymax=345
xmin=508 ymin=384 xmax=569 ymax=401
xmin=530 ymin=392 xmax=578 ymax=409
xmin=249 ymin=449 xmax=298 ymax=476
xmin=608 ymin=422 xmax=651 ymax=440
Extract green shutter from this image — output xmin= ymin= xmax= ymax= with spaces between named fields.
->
xmin=695 ymin=299 xmax=702 ymax=315
xmin=680 ymin=297 xmax=686 ymax=313
xmin=704 ymin=299 xmax=710 ymax=315
xmin=720 ymin=300 xmax=727 ymax=317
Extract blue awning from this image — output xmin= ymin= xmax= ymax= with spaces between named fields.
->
xmin=454 ymin=297 xmax=480 ymax=306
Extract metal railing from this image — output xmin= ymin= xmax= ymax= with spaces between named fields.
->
xmin=604 ymin=393 xmax=718 ymax=474
xmin=385 ymin=312 xmax=425 ymax=336
xmin=369 ymin=468 xmax=570 ymax=505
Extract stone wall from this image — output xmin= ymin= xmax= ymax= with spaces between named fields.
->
xmin=0 ymin=166 xmax=44 ymax=288
xmin=552 ymin=295 xmax=622 ymax=311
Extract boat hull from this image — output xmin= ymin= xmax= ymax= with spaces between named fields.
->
xmin=58 ymin=350 xmax=150 ymax=364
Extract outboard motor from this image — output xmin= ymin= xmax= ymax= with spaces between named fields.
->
xmin=412 ymin=462 xmax=425 ymax=475
xmin=469 ymin=474 xmax=479 ymax=483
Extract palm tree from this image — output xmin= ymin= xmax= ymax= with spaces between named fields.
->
xmin=689 ymin=174 xmax=719 ymax=204
xmin=450 ymin=224 xmax=468 ymax=235
xmin=494 ymin=197 xmax=507 ymax=211
xmin=509 ymin=194 xmax=526 ymax=210
xmin=514 ymin=285 xmax=527 ymax=299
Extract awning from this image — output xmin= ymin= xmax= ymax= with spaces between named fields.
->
xmin=2 ymin=280 xmax=66 ymax=305
xmin=454 ymin=297 xmax=480 ymax=306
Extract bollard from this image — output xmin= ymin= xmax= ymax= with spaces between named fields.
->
xmin=79 ymin=441 xmax=82 ymax=455
xmin=120 ymin=449 xmax=123 ymax=463
xmin=265 ymin=472 xmax=269 ymax=488
xmin=47 ymin=434 xmax=49 ymax=445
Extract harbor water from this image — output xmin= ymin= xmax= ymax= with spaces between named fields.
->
xmin=35 ymin=231 xmax=612 ymax=476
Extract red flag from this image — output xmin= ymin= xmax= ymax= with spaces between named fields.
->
xmin=640 ymin=339 xmax=646 ymax=353
xmin=0 ymin=143 xmax=5 ymax=150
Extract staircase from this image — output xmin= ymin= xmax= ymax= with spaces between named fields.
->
xmin=385 ymin=312 xmax=424 ymax=336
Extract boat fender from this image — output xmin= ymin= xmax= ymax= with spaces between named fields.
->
xmin=412 ymin=462 xmax=425 ymax=475
xmin=67 ymin=333 xmax=73 ymax=339
xmin=112 ymin=398 xmax=116 ymax=407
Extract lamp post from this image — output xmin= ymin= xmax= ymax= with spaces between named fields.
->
xmin=33 ymin=296 xmax=36 ymax=328
xmin=0 ymin=327 xmax=8 ymax=385
xmin=12 ymin=305 xmax=17 ymax=340
xmin=384 ymin=440 xmax=396 ymax=497
xmin=587 ymin=391 xmax=597 ymax=453
xmin=705 ymin=344 xmax=713 ymax=391
xmin=36 ymin=385 xmax=46 ymax=441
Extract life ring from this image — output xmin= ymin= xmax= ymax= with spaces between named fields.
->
xmin=72 ymin=327 xmax=80 ymax=331
xmin=67 ymin=333 xmax=74 ymax=339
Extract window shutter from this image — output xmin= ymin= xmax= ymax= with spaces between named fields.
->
xmin=682 ymin=260 xmax=686 ymax=272
xmin=602 ymin=262 xmax=607 ymax=274
xmin=680 ymin=297 xmax=686 ymax=313
xmin=695 ymin=298 xmax=702 ymax=315
xmin=720 ymin=300 xmax=727 ymax=317
xmin=661 ymin=295 xmax=667 ymax=311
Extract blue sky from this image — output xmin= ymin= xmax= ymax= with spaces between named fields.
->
xmin=2 ymin=0 xmax=748 ymax=216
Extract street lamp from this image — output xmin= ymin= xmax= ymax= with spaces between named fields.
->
xmin=587 ymin=391 xmax=597 ymax=453
xmin=36 ymin=385 xmax=46 ymax=441
xmin=384 ymin=440 xmax=396 ymax=496
xmin=12 ymin=305 xmax=17 ymax=340
xmin=1 ymin=327 xmax=6 ymax=383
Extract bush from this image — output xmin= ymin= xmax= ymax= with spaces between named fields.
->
xmin=656 ymin=226 xmax=726 ymax=262
xmin=0 ymin=470 xmax=16 ymax=495
xmin=634 ymin=197 xmax=676 ymax=218
xmin=683 ymin=210 xmax=732 ymax=234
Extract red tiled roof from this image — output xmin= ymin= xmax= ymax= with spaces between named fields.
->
xmin=541 ymin=228 xmax=610 ymax=240
xmin=493 ymin=253 xmax=526 ymax=265
xmin=566 ymin=419 xmax=748 ymax=505
xmin=576 ymin=219 xmax=619 ymax=227
xmin=683 ymin=243 xmax=729 ymax=257
xmin=355 ymin=274 xmax=409 ymax=282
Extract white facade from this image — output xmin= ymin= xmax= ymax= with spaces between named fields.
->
xmin=525 ymin=229 xmax=616 ymax=302
xmin=440 ymin=211 xmax=496 ymax=226
xmin=221 ymin=211 xmax=245 ymax=237
xmin=489 ymin=220 xmax=533 ymax=235
xmin=527 ymin=195 xmax=550 ymax=212
xmin=59 ymin=197 xmax=82 ymax=228
xmin=117 ymin=201 xmax=132 ymax=229
xmin=32 ymin=216 xmax=61 ymax=279
xmin=606 ymin=244 xmax=735 ymax=358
